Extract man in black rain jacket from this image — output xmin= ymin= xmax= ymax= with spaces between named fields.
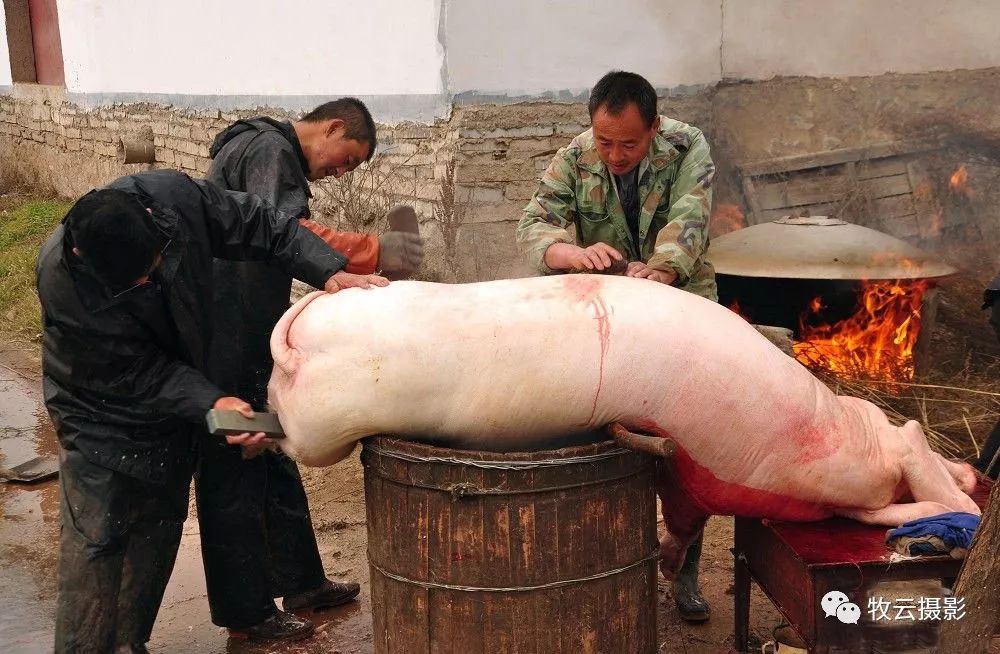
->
xmin=36 ymin=169 xmax=383 ymax=653
xmin=199 ymin=98 xmax=415 ymax=641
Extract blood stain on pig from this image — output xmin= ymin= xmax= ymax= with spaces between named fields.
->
xmin=782 ymin=408 xmax=838 ymax=464
xmin=629 ymin=418 xmax=832 ymax=521
xmin=563 ymin=275 xmax=602 ymax=304
xmin=671 ymin=446 xmax=832 ymax=522
xmin=562 ymin=277 xmax=613 ymax=424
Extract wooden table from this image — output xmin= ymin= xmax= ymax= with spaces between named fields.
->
xmin=733 ymin=479 xmax=992 ymax=653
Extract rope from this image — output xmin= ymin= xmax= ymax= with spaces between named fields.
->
xmin=363 ymin=442 xmax=632 ymax=470
xmin=368 ymin=470 xmax=652 ymax=499
xmin=368 ymin=549 xmax=659 ymax=593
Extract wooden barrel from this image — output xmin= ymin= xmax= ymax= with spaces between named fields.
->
xmin=361 ymin=437 xmax=658 ymax=654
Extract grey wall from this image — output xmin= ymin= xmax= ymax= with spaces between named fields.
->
xmin=445 ymin=0 xmax=722 ymax=98
xmin=445 ymin=0 xmax=1000 ymax=98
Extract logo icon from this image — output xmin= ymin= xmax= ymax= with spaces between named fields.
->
xmin=821 ymin=590 xmax=861 ymax=624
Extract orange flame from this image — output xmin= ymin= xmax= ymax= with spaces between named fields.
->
xmin=949 ymin=165 xmax=969 ymax=195
xmin=711 ymin=203 xmax=746 ymax=238
xmin=793 ymin=279 xmax=929 ymax=382
xmin=728 ymin=299 xmax=748 ymax=320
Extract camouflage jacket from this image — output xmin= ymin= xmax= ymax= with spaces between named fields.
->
xmin=516 ymin=116 xmax=717 ymax=301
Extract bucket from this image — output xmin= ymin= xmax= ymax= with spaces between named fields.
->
xmin=362 ymin=437 xmax=658 ymax=653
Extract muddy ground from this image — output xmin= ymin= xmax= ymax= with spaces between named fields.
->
xmin=1 ymin=339 xmax=792 ymax=654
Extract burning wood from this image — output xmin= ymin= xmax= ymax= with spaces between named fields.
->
xmin=793 ymin=279 xmax=931 ymax=382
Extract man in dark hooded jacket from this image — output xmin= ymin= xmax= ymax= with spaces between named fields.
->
xmin=36 ymin=169 xmax=385 ymax=653
xmin=197 ymin=97 xmax=422 ymax=640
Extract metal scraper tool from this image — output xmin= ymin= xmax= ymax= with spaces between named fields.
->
xmin=205 ymin=409 xmax=286 ymax=438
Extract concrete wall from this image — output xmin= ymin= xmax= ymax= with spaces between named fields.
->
xmin=722 ymin=0 xmax=1000 ymax=80
xmin=446 ymin=0 xmax=1000 ymax=97
xmin=54 ymin=0 xmax=447 ymax=122
xmin=0 ymin=6 xmax=10 ymax=87
xmin=5 ymin=1 xmax=1000 ymax=118
xmin=445 ymin=0 xmax=721 ymax=97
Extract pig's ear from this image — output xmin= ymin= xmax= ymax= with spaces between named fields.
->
xmin=271 ymin=291 xmax=325 ymax=376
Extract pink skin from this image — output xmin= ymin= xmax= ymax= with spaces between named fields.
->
xmin=268 ymin=276 xmax=981 ymax=579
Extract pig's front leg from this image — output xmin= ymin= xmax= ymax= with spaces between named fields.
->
xmin=835 ymin=501 xmax=957 ymax=525
xmin=655 ymin=459 xmax=710 ymax=579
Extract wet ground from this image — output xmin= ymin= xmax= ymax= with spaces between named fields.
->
xmin=0 ymin=341 xmax=804 ymax=654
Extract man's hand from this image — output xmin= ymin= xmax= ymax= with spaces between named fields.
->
xmin=325 ymin=271 xmax=390 ymax=293
xmin=378 ymin=232 xmax=424 ymax=278
xmin=213 ymin=396 xmax=274 ymax=458
xmin=544 ymin=242 xmax=624 ymax=272
xmin=626 ymin=262 xmax=678 ymax=285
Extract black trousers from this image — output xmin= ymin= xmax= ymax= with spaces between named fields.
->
xmin=54 ymin=447 xmax=190 ymax=653
xmin=195 ymin=438 xmax=326 ymax=628
xmin=976 ymin=420 xmax=1000 ymax=480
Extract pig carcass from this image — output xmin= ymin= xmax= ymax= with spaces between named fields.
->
xmin=267 ymin=275 xmax=979 ymax=575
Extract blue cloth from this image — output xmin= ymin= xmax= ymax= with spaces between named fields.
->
xmin=886 ymin=512 xmax=980 ymax=555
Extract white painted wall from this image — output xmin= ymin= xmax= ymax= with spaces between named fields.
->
xmin=445 ymin=0 xmax=722 ymax=95
xmin=5 ymin=0 xmax=999 ymax=105
xmin=55 ymin=0 xmax=444 ymax=96
xmin=723 ymin=0 xmax=1000 ymax=79
xmin=0 ymin=8 xmax=12 ymax=86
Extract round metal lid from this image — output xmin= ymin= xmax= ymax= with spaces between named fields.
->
xmin=709 ymin=217 xmax=956 ymax=280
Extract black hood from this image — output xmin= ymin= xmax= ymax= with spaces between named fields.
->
xmin=209 ymin=117 xmax=296 ymax=159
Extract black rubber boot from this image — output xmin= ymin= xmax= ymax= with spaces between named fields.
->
xmin=114 ymin=645 xmax=150 ymax=654
xmin=229 ymin=610 xmax=315 ymax=642
xmin=672 ymin=532 xmax=711 ymax=623
xmin=282 ymin=579 xmax=361 ymax=613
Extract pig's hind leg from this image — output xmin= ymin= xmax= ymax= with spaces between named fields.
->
xmin=896 ymin=421 xmax=980 ymax=516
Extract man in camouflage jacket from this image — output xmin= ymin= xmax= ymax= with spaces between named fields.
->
xmin=516 ymin=71 xmax=717 ymax=623
xmin=516 ymin=76 xmax=717 ymax=302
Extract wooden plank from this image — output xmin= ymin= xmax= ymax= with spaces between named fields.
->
xmin=742 ymin=175 xmax=763 ymax=225
xmin=855 ymin=156 xmax=910 ymax=180
xmin=754 ymin=171 xmax=912 ymax=212
xmin=871 ymin=194 xmax=917 ymax=220
xmin=755 ymin=174 xmax=850 ymax=211
xmin=738 ymin=140 xmax=937 ymax=177
xmin=861 ymin=173 xmax=913 ymax=199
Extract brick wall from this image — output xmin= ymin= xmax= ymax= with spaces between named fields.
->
xmin=3 ymin=68 xmax=999 ymax=280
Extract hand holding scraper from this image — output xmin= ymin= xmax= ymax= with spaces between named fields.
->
xmin=207 ymin=397 xmax=285 ymax=458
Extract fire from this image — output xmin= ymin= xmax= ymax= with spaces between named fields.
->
xmin=710 ymin=203 xmax=746 ymax=237
xmin=793 ymin=279 xmax=930 ymax=382
xmin=949 ymin=165 xmax=969 ymax=195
